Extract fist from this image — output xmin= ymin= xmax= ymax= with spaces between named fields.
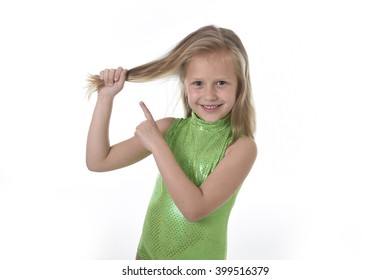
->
xmin=98 ymin=67 xmax=127 ymax=97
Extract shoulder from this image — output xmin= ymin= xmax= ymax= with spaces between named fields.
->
xmin=156 ymin=117 xmax=176 ymax=135
xmin=225 ymin=136 xmax=257 ymax=162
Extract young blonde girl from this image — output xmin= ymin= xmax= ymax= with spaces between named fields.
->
xmin=86 ymin=25 xmax=257 ymax=260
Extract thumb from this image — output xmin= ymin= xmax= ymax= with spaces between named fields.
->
xmin=119 ymin=68 xmax=127 ymax=82
xmin=139 ymin=101 xmax=155 ymax=121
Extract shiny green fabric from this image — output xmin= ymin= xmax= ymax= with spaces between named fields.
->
xmin=137 ymin=112 xmax=239 ymax=260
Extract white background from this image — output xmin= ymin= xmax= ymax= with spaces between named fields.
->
xmin=0 ymin=0 xmax=389 ymax=276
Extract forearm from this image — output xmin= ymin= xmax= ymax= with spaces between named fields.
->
xmin=86 ymin=94 xmax=115 ymax=170
xmin=151 ymin=141 xmax=204 ymax=221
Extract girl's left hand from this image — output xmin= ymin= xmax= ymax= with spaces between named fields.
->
xmin=135 ymin=102 xmax=165 ymax=152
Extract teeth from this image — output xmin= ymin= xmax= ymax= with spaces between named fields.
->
xmin=203 ymin=105 xmax=219 ymax=109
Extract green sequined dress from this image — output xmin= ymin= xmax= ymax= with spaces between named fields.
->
xmin=137 ymin=112 xmax=239 ymax=260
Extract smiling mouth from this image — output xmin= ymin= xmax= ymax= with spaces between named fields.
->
xmin=201 ymin=104 xmax=222 ymax=111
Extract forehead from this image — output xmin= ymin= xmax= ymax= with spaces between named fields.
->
xmin=185 ymin=51 xmax=236 ymax=78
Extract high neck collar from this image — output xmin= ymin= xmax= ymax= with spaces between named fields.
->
xmin=189 ymin=112 xmax=231 ymax=131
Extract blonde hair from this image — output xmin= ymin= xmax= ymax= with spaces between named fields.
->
xmin=87 ymin=25 xmax=256 ymax=141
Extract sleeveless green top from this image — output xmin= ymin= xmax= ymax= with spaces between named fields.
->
xmin=137 ymin=112 xmax=239 ymax=260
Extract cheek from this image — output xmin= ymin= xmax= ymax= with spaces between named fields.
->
xmin=185 ymin=85 xmax=192 ymax=96
xmin=224 ymin=89 xmax=238 ymax=103
xmin=187 ymin=96 xmax=197 ymax=106
xmin=187 ymin=90 xmax=200 ymax=102
xmin=233 ymin=92 xmax=239 ymax=102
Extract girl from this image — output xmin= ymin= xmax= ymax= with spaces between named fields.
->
xmin=86 ymin=25 xmax=257 ymax=260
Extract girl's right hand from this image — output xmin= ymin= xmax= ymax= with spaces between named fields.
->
xmin=98 ymin=67 xmax=127 ymax=97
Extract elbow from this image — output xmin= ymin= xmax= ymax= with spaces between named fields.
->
xmin=86 ymin=164 xmax=99 ymax=172
xmin=184 ymin=214 xmax=201 ymax=223
xmin=182 ymin=210 xmax=207 ymax=223
xmin=180 ymin=194 xmax=209 ymax=222
xmin=86 ymin=160 xmax=104 ymax=172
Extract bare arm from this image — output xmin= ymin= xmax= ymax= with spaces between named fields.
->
xmin=152 ymin=136 xmax=257 ymax=222
xmin=86 ymin=67 xmax=174 ymax=172
xmin=136 ymin=102 xmax=257 ymax=222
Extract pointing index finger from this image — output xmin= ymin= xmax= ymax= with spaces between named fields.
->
xmin=139 ymin=101 xmax=155 ymax=121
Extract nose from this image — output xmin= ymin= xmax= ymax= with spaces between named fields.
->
xmin=204 ymin=85 xmax=217 ymax=101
